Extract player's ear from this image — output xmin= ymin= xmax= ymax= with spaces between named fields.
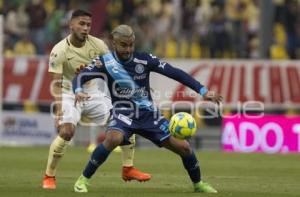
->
xmin=109 ymin=34 xmax=114 ymax=44
xmin=69 ymin=19 xmax=75 ymax=31
xmin=111 ymin=39 xmax=117 ymax=48
xmin=69 ymin=24 xmax=73 ymax=31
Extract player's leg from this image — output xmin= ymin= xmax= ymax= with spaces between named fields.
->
xmin=121 ymin=134 xmax=151 ymax=182
xmin=161 ymin=136 xmax=217 ymax=193
xmin=74 ymin=129 xmax=124 ymax=193
xmin=43 ymin=124 xmax=75 ymax=185
xmin=121 ymin=135 xmax=135 ymax=167
xmin=43 ymin=96 xmax=81 ymax=189
xmin=86 ymin=95 xmax=150 ymax=182
xmin=139 ymin=112 xmax=217 ymax=193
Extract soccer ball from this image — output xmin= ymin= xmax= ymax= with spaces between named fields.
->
xmin=168 ymin=112 xmax=197 ymax=139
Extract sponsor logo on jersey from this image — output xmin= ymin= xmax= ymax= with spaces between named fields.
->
xmin=116 ymin=87 xmax=147 ymax=97
xmin=133 ymin=73 xmax=147 ymax=80
xmin=117 ymin=114 xmax=132 ymax=125
xmin=133 ymin=58 xmax=147 ymax=65
xmin=105 ymin=59 xmax=115 ymax=66
xmin=135 ymin=64 xmax=144 ymax=74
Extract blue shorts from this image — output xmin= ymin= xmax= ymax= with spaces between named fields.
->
xmin=107 ymin=109 xmax=171 ymax=147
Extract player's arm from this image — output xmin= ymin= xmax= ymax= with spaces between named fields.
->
xmin=72 ymin=57 xmax=104 ymax=105
xmin=149 ymin=54 xmax=222 ymax=103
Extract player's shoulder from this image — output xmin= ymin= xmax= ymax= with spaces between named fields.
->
xmin=133 ymin=52 xmax=160 ymax=67
xmin=133 ymin=52 xmax=159 ymax=63
xmin=87 ymin=35 xmax=107 ymax=47
xmin=50 ymin=37 xmax=69 ymax=55
xmin=87 ymin=34 xmax=102 ymax=41
xmin=87 ymin=35 xmax=109 ymax=54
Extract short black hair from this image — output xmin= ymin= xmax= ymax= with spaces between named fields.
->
xmin=71 ymin=9 xmax=92 ymax=19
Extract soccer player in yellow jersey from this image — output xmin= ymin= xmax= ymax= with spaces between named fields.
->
xmin=42 ymin=9 xmax=151 ymax=190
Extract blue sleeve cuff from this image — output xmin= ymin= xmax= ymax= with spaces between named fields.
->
xmin=199 ymin=87 xmax=208 ymax=96
xmin=75 ymin=88 xmax=83 ymax=93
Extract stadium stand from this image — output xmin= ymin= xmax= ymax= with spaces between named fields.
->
xmin=1 ymin=0 xmax=299 ymax=59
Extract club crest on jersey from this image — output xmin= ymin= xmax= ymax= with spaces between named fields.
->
xmin=135 ymin=64 xmax=144 ymax=74
xmin=88 ymin=49 xmax=98 ymax=59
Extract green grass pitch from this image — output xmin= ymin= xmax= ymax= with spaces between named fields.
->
xmin=0 ymin=146 xmax=300 ymax=197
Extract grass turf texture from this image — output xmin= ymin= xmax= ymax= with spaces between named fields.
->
xmin=0 ymin=147 xmax=300 ymax=197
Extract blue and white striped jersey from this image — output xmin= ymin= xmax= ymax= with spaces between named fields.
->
xmin=73 ymin=52 xmax=207 ymax=111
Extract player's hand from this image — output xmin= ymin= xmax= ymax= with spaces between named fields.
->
xmin=74 ymin=92 xmax=90 ymax=106
xmin=203 ymin=91 xmax=223 ymax=104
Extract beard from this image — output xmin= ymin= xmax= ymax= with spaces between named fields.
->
xmin=75 ymin=33 xmax=87 ymax=42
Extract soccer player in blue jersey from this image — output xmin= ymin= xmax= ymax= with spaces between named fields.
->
xmin=72 ymin=24 xmax=222 ymax=193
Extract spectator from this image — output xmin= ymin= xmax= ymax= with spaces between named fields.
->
xmin=209 ymin=7 xmax=230 ymax=58
xmin=4 ymin=4 xmax=24 ymax=44
xmin=2 ymin=0 xmax=298 ymax=59
xmin=46 ymin=2 xmax=67 ymax=45
xmin=283 ymin=0 xmax=299 ymax=59
xmin=14 ymin=33 xmax=36 ymax=56
xmin=295 ymin=19 xmax=300 ymax=58
xmin=153 ymin=0 xmax=174 ymax=57
xmin=248 ymin=36 xmax=259 ymax=59
xmin=4 ymin=36 xmax=15 ymax=58
xmin=194 ymin=0 xmax=213 ymax=58
xmin=270 ymin=23 xmax=289 ymax=59
xmin=180 ymin=0 xmax=197 ymax=58
xmin=162 ymin=32 xmax=178 ymax=58
xmin=25 ymin=0 xmax=47 ymax=54
xmin=226 ymin=0 xmax=249 ymax=58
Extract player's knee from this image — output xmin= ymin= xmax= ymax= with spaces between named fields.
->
xmin=103 ymin=131 xmax=123 ymax=150
xmin=58 ymin=123 xmax=75 ymax=141
xmin=179 ymin=141 xmax=192 ymax=156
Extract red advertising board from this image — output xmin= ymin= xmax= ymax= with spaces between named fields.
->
xmin=2 ymin=57 xmax=300 ymax=108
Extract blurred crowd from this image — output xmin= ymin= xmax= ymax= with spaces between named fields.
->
xmin=1 ymin=0 xmax=300 ymax=59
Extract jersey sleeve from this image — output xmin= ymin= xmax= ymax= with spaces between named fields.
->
xmin=72 ymin=56 xmax=105 ymax=93
xmin=147 ymin=53 xmax=206 ymax=94
xmin=48 ymin=44 xmax=65 ymax=74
